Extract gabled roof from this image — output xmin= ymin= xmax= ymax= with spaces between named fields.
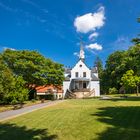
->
xmin=36 ymin=85 xmax=63 ymax=93
xmin=91 ymin=74 xmax=99 ymax=81
xmin=64 ymin=76 xmax=70 ymax=81
xmin=64 ymin=68 xmax=71 ymax=74
xmin=72 ymin=59 xmax=90 ymax=71
xmin=91 ymin=67 xmax=98 ymax=73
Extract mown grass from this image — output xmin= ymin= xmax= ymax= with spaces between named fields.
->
xmin=0 ymin=100 xmax=49 ymax=112
xmin=0 ymin=97 xmax=140 ymax=140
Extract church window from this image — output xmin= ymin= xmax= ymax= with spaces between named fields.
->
xmin=75 ymin=72 xmax=78 ymax=77
xmin=83 ymin=72 xmax=86 ymax=77
xmin=80 ymin=65 xmax=82 ymax=67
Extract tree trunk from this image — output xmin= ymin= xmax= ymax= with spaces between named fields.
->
xmin=136 ymin=85 xmax=139 ymax=96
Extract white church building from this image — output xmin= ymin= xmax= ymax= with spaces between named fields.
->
xmin=63 ymin=45 xmax=100 ymax=99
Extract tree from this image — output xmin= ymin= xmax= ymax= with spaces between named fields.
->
xmin=0 ymin=55 xmax=28 ymax=104
xmin=103 ymin=51 xmax=127 ymax=93
xmin=121 ymin=70 xmax=140 ymax=96
xmin=128 ymin=44 xmax=140 ymax=73
xmin=94 ymin=56 xmax=104 ymax=94
xmin=135 ymin=76 xmax=140 ymax=96
xmin=10 ymin=76 xmax=28 ymax=105
xmin=0 ymin=55 xmax=14 ymax=104
xmin=94 ymin=56 xmax=103 ymax=78
xmin=2 ymin=49 xmax=64 ymax=86
xmin=0 ymin=49 xmax=64 ymax=102
xmin=132 ymin=17 xmax=140 ymax=45
xmin=101 ymin=43 xmax=140 ymax=94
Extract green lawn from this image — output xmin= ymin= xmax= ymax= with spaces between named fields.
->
xmin=1 ymin=97 xmax=140 ymax=140
xmin=0 ymin=100 xmax=49 ymax=112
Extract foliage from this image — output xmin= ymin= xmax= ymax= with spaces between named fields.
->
xmin=101 ymin=41 xmax=140 ymax=94
xmin=108 ymin=87 xmax=118 ymax=94
xmin=94 ymin=56 xmax=103 ymax=78
xmin=101 ymin=51 xmax=127 ymax=93
xmin=94 ymin=56 xmax=104 ymax=94
xmin=132 ymin=18 xmax=140 ymax=45
xmin=2 ymin=49 xmax=64 ymax=86
xmin=0 ymin=55 xmax=15 ymax=104
xmin=121 ymin=70 xmax=140 ymax=95
xmin=101 ymin=17 xmax=140 ymax=94
xmin=135 ymin=75 xmax=140 ymax=95
xmin=7 ymin=76 xmax=28 ymax=104
xmin=0 ymin=49 xmax=64 ymax=104
xmin=121 ymin=70 xmax=135 ymax=90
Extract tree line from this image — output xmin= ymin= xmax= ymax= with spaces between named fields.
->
xmin=0 ymin=49 xmax=64 ymax=104
xmin=96 ymin=18 xmax=140 ymax=95
xmin=0 ymin=18 xmax=139 ymax=105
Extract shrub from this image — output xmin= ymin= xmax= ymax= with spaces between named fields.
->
xmin=108 ymin=87 xmax=118 ymax=94
xmin=31 ymin=99 xmax=36 ymax=103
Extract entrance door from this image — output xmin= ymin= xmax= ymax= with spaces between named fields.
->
xmin=83 ymin=82 xmax=87 ymax=89
xmin=75 ymin=82 xmax=79 ymax=90
xmin=79 ymin=81 xmax=83 ymax=89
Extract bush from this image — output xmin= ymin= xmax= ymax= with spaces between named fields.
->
xmin=108 ymin=87 xmax=118 ymax=94
xmin=11 ymin=99 xmax=18 ymax=105
xmin=31 ymin=99 xmax=36 ymax=103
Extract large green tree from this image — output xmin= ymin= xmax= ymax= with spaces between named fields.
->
xmin=0 ymin=55 xmax=28 ymax=104
xmin=94 ymin=56 xmax=103 ymax=78
xmin=2 ymin=49 xmax=64 ymax=86
xmin=101 ymin=17 xmax=140 ymax=94
xmin=127 ymin=45 xmax=140 ymax=75
xmin=121 ymin=70 xmax=140 ymax=96
xmin=103 ymin=51 xmax=127 ymax=93
xmin=102 ymin=42 xmax=140 ymax=94
xmin=132 ymin=18 xmax=140 ymax=45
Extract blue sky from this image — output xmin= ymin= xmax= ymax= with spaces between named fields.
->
xmin=0 ymin=0 xmax=140 ymax=67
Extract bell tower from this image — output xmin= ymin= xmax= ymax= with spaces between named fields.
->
xmin=79 ymin=41 xmax=85 ymax=62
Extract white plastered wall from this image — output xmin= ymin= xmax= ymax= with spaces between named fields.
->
xmin=63 ymin=81 xmax=70 ymax=97
xmin=90 ymin=81 xmax=100 ymax=96
xmin=71 ymin=60 xmax=91 ymax=79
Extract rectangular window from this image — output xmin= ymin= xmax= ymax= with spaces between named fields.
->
xmin=83 ymin=82 xmax=87 ymax=88
xmin=75 ymin=72 xmax=78 ymax=77
xmin=83 ymin=72 xmax=86 ymax=77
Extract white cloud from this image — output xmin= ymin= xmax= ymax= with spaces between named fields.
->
xmin=85 ymin=43 xmax=103 ymax=50
xmin=0 ymin=2 xmax=17 ymax=12
xmin=74 ymin=6 xmax=105 ymax=33
xmin=113 ymin=36 xmax=132 ymax=50
xmin=88 ymin=32 xmax=99 ymax=40
xmin=73 ymin=52 xmax=79 ymax=57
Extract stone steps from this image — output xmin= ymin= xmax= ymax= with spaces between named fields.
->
xmin=65 ymin=89 xmax=95 ymax=99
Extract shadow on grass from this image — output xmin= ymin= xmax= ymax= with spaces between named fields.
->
xmin=92 ymin=106 xmax=140 ymax=140
xmin=0 ymin=123 xmax=57 ymax=140
xmin=101 ymin=96 xmax=140 ymax=102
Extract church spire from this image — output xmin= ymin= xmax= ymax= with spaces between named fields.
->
xmin=79 ymin=41 xmax=85 ymax=61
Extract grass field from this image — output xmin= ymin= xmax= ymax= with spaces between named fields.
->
xmin=0 ymin=97 xmax=140 ymax=140
xmin=0 ymin=100 xmax=49 ymax=112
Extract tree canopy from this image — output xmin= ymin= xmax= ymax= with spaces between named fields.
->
xmin=2 ymin=49 xmax=64 ymax=86
xmin=0 ymin=49 xmax=64 ymax=104
xmin=121 ymin=70 xmax=140 ymax=95
xmin=101 ymin=17 xmax=140 ymax=94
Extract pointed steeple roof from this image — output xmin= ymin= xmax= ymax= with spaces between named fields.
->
xmin=79 ymin=41 xmax=85 ymax=61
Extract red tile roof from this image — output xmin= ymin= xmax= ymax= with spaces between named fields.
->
xmin=36 ymin=85 xmax=63 ymax=93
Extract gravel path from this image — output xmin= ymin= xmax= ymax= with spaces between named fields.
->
xmin=0 ymin=100 xmax=65 ymax=122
